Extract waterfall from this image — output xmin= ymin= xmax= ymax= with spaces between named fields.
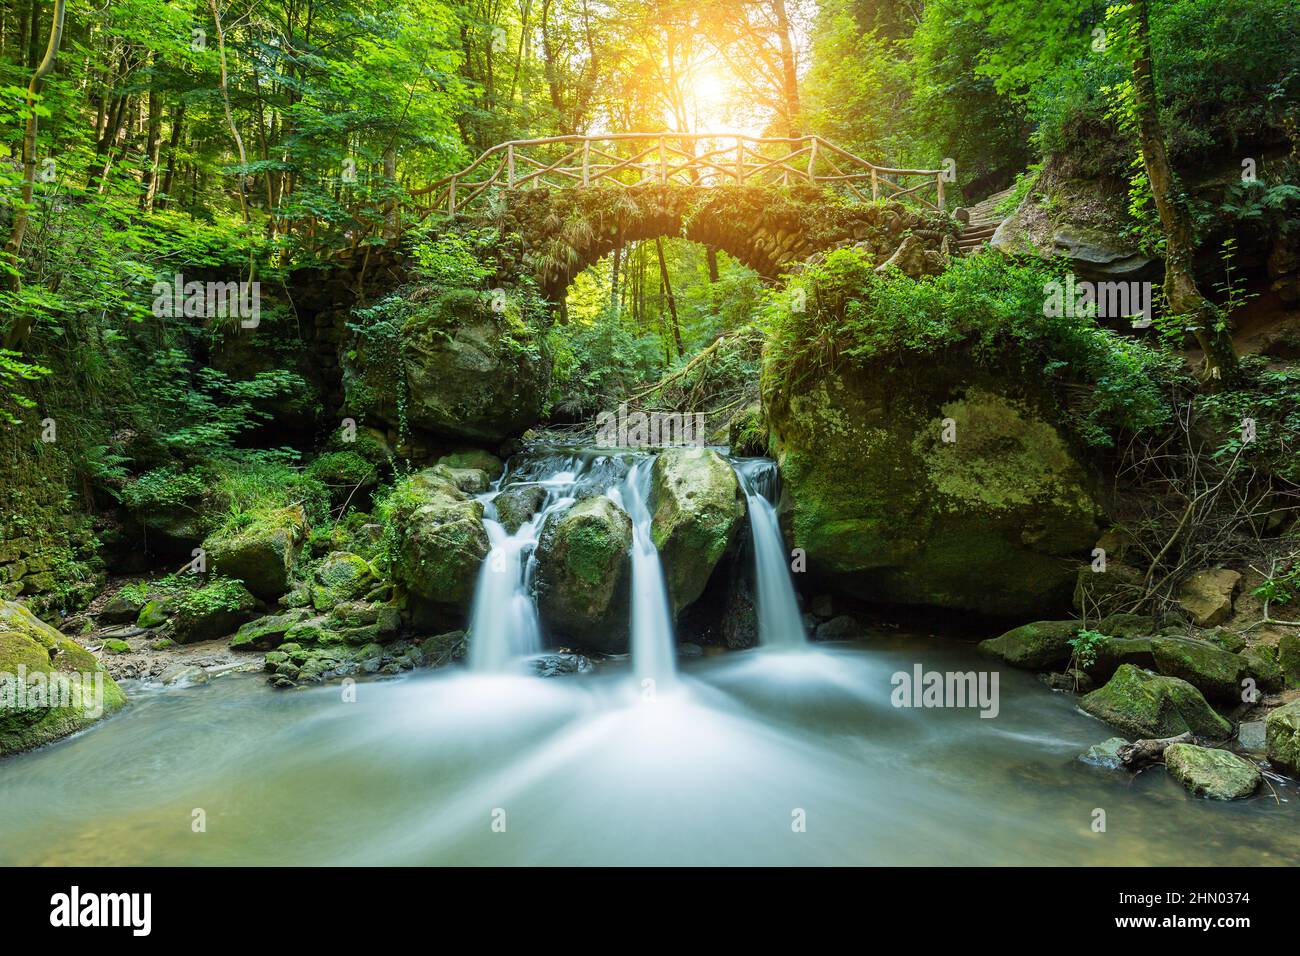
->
xmin=734 ymin=459 xmax=807 ymax=649
xmin=466 ymin=459 xmax=578 ymax=673
xmin=609 ymin=458 xmax=677 ymax=687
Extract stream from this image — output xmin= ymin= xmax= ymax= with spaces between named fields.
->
xmin=1 ymin=448 xmax=1298 ymax=865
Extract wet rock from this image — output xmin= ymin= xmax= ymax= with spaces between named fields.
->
xmin=1164 ymin=743 xmax=1260 ymax=800
xmin=1266 ymin=699 xmax=1300 ymax=775
xmin=136 ymin=599 xmax=170 ymax=628
xmin=157 ymin=663 xmax=209 ymax=688
xmin=529 ymin=653 xmax=594 ymax=677
xmin=979 ymin=620 xmax=1079 ymax=670
xmin=1237 ymin=720 xmax=1267 ymax=753
xmin=1279 ymin=634 xmax=1300 ymax=689
xmin=535 ymin=496 xmax=633 ymax=653
xmin=312 ymin=551 xmax=377 ymax=610
xmin=649 ymin=448 xmax=745 ymax=616
xmin=1086 ymin=636 xmax=1155 ymax=682
xmin=494 ymin=484 xmax=547 ymax=534
xmin=1079 ymin=737 xmax=1130 ymax=769
xmin=204 ymin=505 xmax=308 ymax=601
xmin=101 ymin=638 xmax=131 ymax=654
xmin=1176 ymin=569 xmax=1241 ymax=627
xmin=810 ymin=594 xmax=835 ymax=620
xmin=419 ymin=630 xmax=467 ymax=668
xmin=1079 ymin=664 xmax=1231 ymax=740
xmin=677 ymin=643 xmax=703 ymax=658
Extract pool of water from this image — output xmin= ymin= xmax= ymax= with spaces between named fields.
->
xmin=2 ymin=636 xmax=1296 ymax=865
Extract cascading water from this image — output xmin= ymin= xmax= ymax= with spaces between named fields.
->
xmin=734 ymin=459 xmax=806 ymax=649
xmin=608 ymin=458 xmax=677 ymax=687
xmin=465 ymin=458 xmax=579 ymax=672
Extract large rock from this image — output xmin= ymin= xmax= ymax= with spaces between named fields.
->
xmin=649 ymin=448 xmax=745 ymax=616
xmin=535 ymin=496 xmax=632 ymax=652
xmin=1265 ymin=699 xmax=1300 ymax=776
xmin=384 ymin=470 xmax=490 ymax=625
xmin=1176 ymin=569 xmax=1240 ymax=627
xmin=1151 ymin=637 xmax=1250 ymax=703
xmin=1079 ymin=665 xmax=1231 ymax=740
xmin=345 ymin=291 xmax=550 ymax=443
xmin=766 ymin=360 xmax=1100 ymax=617
xmin=0 ymin=600 xmax=127 ymax=755
xmin=204 ymin=505 xmax=308 ymax=600
xmin=1164 ymin=743 xmax=1261 ymax=800
xmin=1086 ymin=636 xmax=1156 ymax=681
xmin=1278 ymin=633 xmax=1300 ymax=689
xmin=978 ymin=620 xmax=1079 ymax=670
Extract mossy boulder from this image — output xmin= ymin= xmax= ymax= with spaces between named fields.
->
xmin=649 ymin=448 xmax=745 ymax=616
xmin=1164 ymin=743 xmax=1261 ymax=800
xmin=136 ymin=599 xmax=170 ymax=628
xmin=170 ymin=578 xmax=257 ymax=644
xmin=102 ymin=638 xmax=131 ymax=654
xmin=1265 ymin=699 xmax=1300 ymax=776
xmin=306 ymin=451 xmax=379 ymax=504
xmin=344 ymin=290 xmax=551 ymax=443
xmin=1279 ymin=633 xmax=1300 ymax=689
xmin=978 ymin=620 xmax=1079 ymax=670
xmin=1242 ymin=643 xmax=1284 ymax=692
xmin=231 ymin=608 xmax=314 ymax=651
xmin=1087 ymin=636 xmax=1156 ymax=681
xmin=384 ymin=470 xmax=490 ymax=626
xmin=1151 ymin=637 xmax=1250 ymax=703
xmin=99 ymin=590 xmax=145 ymax=624
xmin=494 ymin=484 xmax=547 ymax=533
xmin=438 ymin=449 xmax=504 ymax=480
xmin=1079 ymin=665 xmax=1231 ymax=740
xmin=0 ymin=599 xmax=127 ymax=755
xmin=204 ymin=505 xmax=308 ymax=600
xmin=765 ymin=360 xmax=1100 ymax=617
xmin=535 ymin=496 xmax=633 ymax=652
xmin=312 ymin=551 xmax=376 ymax=610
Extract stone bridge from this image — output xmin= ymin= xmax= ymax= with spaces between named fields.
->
xmin=406 ymin=133 xmax=957 ymax=299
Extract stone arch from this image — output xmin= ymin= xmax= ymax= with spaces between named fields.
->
xmin=488 ymin=183 xmax=956 ymax=301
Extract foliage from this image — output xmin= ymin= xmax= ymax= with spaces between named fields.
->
xmin=764 ymin=248 xmax=1178 ymax=446
xmin=1069 ymin=629 xmax=1108 ymax=670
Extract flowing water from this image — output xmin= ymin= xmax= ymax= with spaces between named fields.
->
xmin=733 ymin=458 xmax=806 ymax=650
xmin=3 ymin=448 xmax=1298 ymax=866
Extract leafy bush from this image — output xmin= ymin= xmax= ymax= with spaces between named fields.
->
xmin=763 ymin=248 xmax=1178 ymax=446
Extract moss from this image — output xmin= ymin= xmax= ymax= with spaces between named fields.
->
xmin=0 ymin=600 xmax=127 ymax=756
xmin=102 ymin=638 xmax=131 ymax=654
xmin=136 ymin=600 xmax=170 ymax=628
xmin=1151 ymin=637 xmax=1249 ymax=703
xmin=534 ymin=496 xmax=632 ymax=650
xmin=1266 ymin=699 xmax=1300 ymax=776
xmin=978 ymin=620 xmax=1079 ymax=670
xmin=1164 ymin=743 xmax=1260 ymax=800
xmin=203 ymin=504 xmax=308 ymax=601
xmin=1080 ymin=664 xmax=1231 ymax=740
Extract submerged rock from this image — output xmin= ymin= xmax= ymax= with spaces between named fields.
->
xmin=1079 ymin=736 xmax=1130 ymax=770
xmin=535 ymin=496 xmax=632 ymax=653
xmin=979 ymin=620 xmax=1079 ymax=670
xmin=1164 ymin=743 xmax=1260 ymax=800
xmin=1079 ymin=665 xmax=1231 ymax=740
xmin=649 ymin=448 xmax=745 ymax=616
xmin=0 ymin=600 xmax=128 ymax=756
xmin=529 ymin=653 xmax=594 ymax=677
xmin=766 ymin=358 xmax=1100 ymax=618
xmin=204 ymin=505 xmax=308 ymax=600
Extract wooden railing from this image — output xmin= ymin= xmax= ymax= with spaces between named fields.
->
xmin=409 ymin=132 xmax=949 ymax=216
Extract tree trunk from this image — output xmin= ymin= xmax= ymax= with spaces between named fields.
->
xmin=1129 ymin=0 xmax=1236 ymax=383
xmin=2 ymin=0 xmax=65 ymax=348
xmin=771 ymin=0 xmax=801 ymax=137
xmin=656 ymin=237 xmax=683 ymax=357
xmin=140 ymin=79 xmax=163 ymax=211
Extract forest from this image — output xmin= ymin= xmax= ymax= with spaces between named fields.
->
xmin=1 ymin=0 xmax=1299 ymax=870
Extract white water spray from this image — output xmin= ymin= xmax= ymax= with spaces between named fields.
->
xmin=734 ymin=459 xmax=806 ymax=649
